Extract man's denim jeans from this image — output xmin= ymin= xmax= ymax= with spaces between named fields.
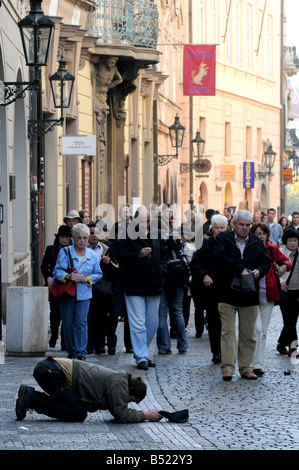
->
xmin=157 ymin=286 xmax=188 ymax=352
xmin=125 ymin=295 xmax=160 ymax=364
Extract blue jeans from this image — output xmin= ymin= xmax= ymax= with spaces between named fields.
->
xmin=125 ymin=295 xmax=160 ymax=364
xmin=59 ymin=297 xmax=90 ymax=358
xmin=157 ymin=286 xmax=188 ymax=352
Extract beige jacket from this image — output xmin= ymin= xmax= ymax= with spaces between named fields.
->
xmin=279 ymin=245 xmax=298 ymax=285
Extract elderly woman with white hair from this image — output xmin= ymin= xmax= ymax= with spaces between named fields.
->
xmin=53 ymin=223 xmax=102 ymax=360
xmin=191 ymin=214 xmax=228 ymax=364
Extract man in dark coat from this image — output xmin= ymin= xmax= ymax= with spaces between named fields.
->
xmin=214 ymin=210 xmax=271 ymax=381
xmin=191 ymin=214 xmax=228 ymax=364
xmin=117 ymin=206 xmax=166 ymax=370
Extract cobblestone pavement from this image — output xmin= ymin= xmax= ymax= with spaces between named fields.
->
xmin=1 ymin=305 xmax=299 ymax=452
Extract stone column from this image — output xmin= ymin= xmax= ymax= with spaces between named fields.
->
xmin=6 ymin=287 xmax=48 ymax=356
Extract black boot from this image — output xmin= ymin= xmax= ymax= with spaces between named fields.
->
xmin=49 ymin=335 xmax=57 ymax=348
xmin=15 ymin=385 xmax=35 ymax=420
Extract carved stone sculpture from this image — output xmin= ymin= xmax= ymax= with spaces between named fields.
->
xmin=92 ymin=56 xmax=123 ymax=156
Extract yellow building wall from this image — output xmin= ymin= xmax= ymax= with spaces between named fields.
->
xmin=185 ymin=0 xmax=282 ymax=214
xmin=77 ymin=61 xmax=94 ymax=211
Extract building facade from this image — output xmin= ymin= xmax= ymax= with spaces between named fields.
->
xmin=0 ymin=0 xmax=163 ymax=316
xmin=189 ymin=0 xmax=282 ymax=215
xmin=0 ymin=0 xmax=286 ymax=323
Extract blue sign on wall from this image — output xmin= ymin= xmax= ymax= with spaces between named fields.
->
xmin=243 ymin=162 xmax=254 ymax=189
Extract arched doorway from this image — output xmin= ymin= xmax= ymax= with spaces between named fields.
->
xmin=199 ymin=181 xmax=208 ymax=208
xmin=224 ymin=182 xmax=233 ymax=207
xmin=12 ymin=69 xmax=28 ymax=253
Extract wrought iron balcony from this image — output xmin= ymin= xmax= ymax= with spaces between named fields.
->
xmin=86 ymin=0 xmax=158 ymax=48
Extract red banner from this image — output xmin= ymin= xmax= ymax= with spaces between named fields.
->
xmin=183 ymin=45 xmax=216 ymax=96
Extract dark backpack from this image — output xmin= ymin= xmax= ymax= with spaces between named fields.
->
xmin=166 ymin=249 xmax=190 ymax=286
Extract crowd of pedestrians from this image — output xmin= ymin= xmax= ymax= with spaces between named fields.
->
xmin=40 ymin=204 xmax=299 ymax=382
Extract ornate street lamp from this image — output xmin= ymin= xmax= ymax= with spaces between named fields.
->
xmin=191 ymin=131 xmax=205 ymax=158
xmin=263 ymin=144 xmax=276 ymax=173
xmin=180 ymin=131 xmax=212 ymax=175
xmin=49 ymin=58 xmax=75 ymax=109
xmin=156 ymin=114 xmax=185 ymax=166
xmin=255 ymin=142 xmax=277 ymax=180
xmin=169 ymin=114 xmax=185 ymax=150
xmin=27 ymin=57 xmax=75 ymax=138
xmin=18 ymin=0 xmax=54 ymax=67
xmin=0 ymin=0 xmax=54 ymax=106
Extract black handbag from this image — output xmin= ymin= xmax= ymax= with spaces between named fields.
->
xmin=92 ymin=276 xmax=113 ymax=298
xmin=231 ymin=270 xmax=256 ymax=293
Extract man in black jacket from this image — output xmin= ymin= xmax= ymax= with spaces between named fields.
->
xmin=117 ymin=206 xmax=166 ymax=370
xmin=214 ymin=210 xmax=271 ymax=381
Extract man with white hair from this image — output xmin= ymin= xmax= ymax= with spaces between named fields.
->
xmin=214 ymin=210 xmax=271 ymax=381
xmin=191 ymin=214 xmax=228 ymax=364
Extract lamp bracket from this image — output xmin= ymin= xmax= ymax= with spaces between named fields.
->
xmin=254 ymin=170 xmax=274 ymax=180
xmin=0 ymin=80 xmax=40 ymax=106
xmin=180 ymin=158 xmax=212 ymax=174
xmin=155 ymin=154 xmax=177 ymax=166
xmin=27 ymin=117 xmax=63 ymax=138
xmin=254 ymin=171 xmax=266 ymax=180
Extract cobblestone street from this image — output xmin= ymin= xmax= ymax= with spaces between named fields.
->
xmin=1 ymin=305 xmax=299 ymax=456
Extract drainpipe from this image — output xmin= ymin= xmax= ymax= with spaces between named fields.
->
xmin=153 ymin=98 xmax=158 ymax=203
xmin=189 ymin=0 xmax=193 ymax=209
xmin=30 ymin=65 xmax=40 ymax=286
xmin=280 ymin=0 xmax=285 ymax=215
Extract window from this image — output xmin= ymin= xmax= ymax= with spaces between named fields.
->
xmin=164 ymin=46 xmax=169 ymax=98
xmin=199 ymin=0 xmax=205 ymax=43
xmin=236 ymin=1 xmax=242 ymax=66
xmin=225 ymin=0 xmax=232 ymax=62
xmin=247 ymin=5 xmax=252 ymax=70
xmin=257 ymin=10 xmax=263 ymax=74
xmin=246 ymin=126 xmax=252 ymax=159
xmin=172 ymin=49 xmax=177 ymax=103
xmin=212 ymin=0 xmax=219 ymax=55
xmin=225 ymin=122 xmax=231 ymax=157
xmin=257 ymin=128 xmax=262 ymax=160
xmin=268 ymin=16 xmax=273 ymax=77
xmin=200 ymin=117 xmax=206 ymax=142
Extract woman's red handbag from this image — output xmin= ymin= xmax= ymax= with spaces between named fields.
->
xmin=49 ymin=248 xmax=76 ymax=298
